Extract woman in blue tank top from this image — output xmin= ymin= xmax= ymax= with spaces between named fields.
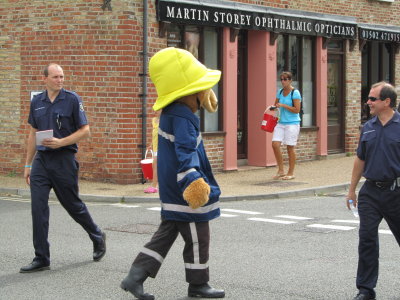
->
xmin=266 ymin=71 xmax=302 ymax=180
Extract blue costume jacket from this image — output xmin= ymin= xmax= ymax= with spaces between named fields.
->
xmin=157 ymin=102 xmax=221 ymax=222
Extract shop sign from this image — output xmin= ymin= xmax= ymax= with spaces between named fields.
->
xmin=157 ymin=0 xmax=357 ymax=39
xmin=167 ymin=30 xmax=182 ymax=47
xmin=359 ymin=27 xmax=400 ymax=43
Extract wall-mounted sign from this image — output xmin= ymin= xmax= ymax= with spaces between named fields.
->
xmin=157 ymin=0 xmax=357 ymax=39
xmin=167 ymin=30 xmax=182 ymax=47
xmin=30 ymin=91 xmax=43 ymax=101
xmin=359 ymin=27 xmax=400 ymax=43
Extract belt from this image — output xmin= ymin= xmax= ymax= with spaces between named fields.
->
xmin=367 ymin=178 xmax=400 ymax=190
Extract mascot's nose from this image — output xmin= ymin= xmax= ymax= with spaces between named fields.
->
xmin=198 ymin=89 xmax=218 ymax=113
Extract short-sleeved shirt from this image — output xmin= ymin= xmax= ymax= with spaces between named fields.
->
xmin=28 ymin=88 xmax=88 ymax=152
xmin=357 ymin=111 xmax=400 ymax=181
xmin=276 ymin=88 xmax=302 ymax=125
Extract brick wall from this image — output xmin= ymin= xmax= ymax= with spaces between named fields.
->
xmin=1 ymin=0 xmax=400 ymax=183
xmin=345 ymin=39 xmax=362 ymax=155
xmin=202 ymin=134 xmax=225 ymax=172
xmin=0 ymin=0 xmax=166 ymax=184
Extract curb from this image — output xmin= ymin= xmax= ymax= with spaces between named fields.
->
xmin=0 ymin=181 xmax=364 ymax=204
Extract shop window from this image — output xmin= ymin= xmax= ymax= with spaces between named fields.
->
xmin=277 ymin=35 xmax=314 ymax=127
xmin=361 ymin=42 xmax=394 ymax=122
xmin=167 ymin=25 xmax=222 ymax=132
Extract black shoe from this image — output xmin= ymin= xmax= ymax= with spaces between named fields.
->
xmin=93 ymin=232 xmax=106 ymax=262
xmin=353 ymin=293 xmax=376 ymax=300
xmin=20 ymin=260 xmax=50 ymax=273
xmin=188 ymin=283 xmax=225 ymax=298
xmin=120 ymin=265 xmax=154 ymax=300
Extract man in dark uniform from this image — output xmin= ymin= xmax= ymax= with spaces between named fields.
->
xmin=20 ymin=63 xmax=106 ymax=273
xmin=347 ymin=81 xmax=400 ymax=300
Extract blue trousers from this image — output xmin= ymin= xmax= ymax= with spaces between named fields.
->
xmin=30 ymin=150 xmax=102 ymax=264
xmin=356 ymin=181 xmax=400 ymax=296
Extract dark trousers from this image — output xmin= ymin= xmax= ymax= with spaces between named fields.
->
xmin=133 ymin=219 xmax=210 ymax=284
xmin=356 ymin=181 xmax=400 ymax=296
xmin=30 ymin=150 xmax=102 ymax=265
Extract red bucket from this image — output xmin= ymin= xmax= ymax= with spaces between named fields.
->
xmin=261 ymin=112 xmax=278 ymax=133
xmin=140 ymin=150 xmax=153 ymax=180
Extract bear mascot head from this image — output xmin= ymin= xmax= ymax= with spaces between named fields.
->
xmin=149 ymin=47 xmax=221 ymax=209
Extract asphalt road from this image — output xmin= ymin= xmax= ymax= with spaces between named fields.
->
xmin=1 ymin=193 xmax=399 ymax=300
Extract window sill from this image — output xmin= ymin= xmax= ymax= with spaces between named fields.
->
xmin=300 ymin=126 xmax=319 ymax=132
xmin=202 ymin=131 xmax=226 ymax=137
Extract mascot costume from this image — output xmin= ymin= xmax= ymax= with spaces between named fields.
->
xmin=120 ymin=47 xmax=225 ymax=299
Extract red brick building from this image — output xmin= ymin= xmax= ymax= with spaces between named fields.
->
xmin=1 ymin=0 xmax=400 ymax=184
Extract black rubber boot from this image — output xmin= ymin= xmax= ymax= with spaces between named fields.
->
xmin=188 ymin=283 xmax=225 ymax=298
xmin=120 ymin=265 xmax=155 ymax=300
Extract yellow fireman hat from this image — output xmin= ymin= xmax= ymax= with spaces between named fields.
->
xmin=149 ymin=47 xmax=221 ymax=111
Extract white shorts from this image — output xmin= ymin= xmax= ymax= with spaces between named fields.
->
xmin=272 ymin=123 xmax=300 ymax=146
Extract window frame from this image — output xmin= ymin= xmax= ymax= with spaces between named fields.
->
xmin=168 ymin=24 xmax=223 ymax=132
xmin=277 ymin=34 xmax=316 ymax=127
xmin=361 ymin=41 xmax=395 ymax=122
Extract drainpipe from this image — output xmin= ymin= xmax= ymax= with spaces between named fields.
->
xmin=140 ymin=0 xmax=148 ymax=183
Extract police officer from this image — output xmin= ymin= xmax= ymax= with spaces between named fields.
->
xmin=20 ymin=63 xmax=106 ymax=273
xmin=347 ymin=81 xmax=400 ymax=300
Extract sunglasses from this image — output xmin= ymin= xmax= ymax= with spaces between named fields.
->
xmin=281 ymin=78 xmax=291 ymax=81
xmin=368 ymin=96 xmax=384 ymax=102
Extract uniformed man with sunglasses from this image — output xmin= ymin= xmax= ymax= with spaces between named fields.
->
xmin=346 ymin=81 xmax=400 ymax=300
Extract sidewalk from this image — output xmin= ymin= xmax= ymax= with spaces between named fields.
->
xmin=0 ymin=155 xmax=358 ymax=203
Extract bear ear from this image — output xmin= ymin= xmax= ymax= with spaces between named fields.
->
xmin=198 ymin=89 xmax=218 ymax=113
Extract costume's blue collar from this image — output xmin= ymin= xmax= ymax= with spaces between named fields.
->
xmin=163 ymin=102 xmax=200 ymax=128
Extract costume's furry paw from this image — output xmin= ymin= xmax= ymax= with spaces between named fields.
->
xmin=198 ymin=89 xmax=218 ymax=113
xmin=183 ymin=178 xmax=210 ymax=209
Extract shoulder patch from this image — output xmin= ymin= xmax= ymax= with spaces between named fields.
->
xmin=79 ymin=102 xmax=85 ymax=112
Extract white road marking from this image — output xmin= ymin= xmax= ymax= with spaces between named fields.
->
xmin=379 ymin=229 xmax=393 ymax=235
xmin=111 ymin=203 xmax=140 ymax=208
xmin=0 ymin=197 xmax=393 ymax=235
xmin=221 ymin=209 xmax=263 ymax=215
xmin=307 ymin=224 xmax=355 ymax=231
xmin=332 ymin=219 xmax=360 ymax=224
xmin=148 ymin=207 xmax=161 ymax=211
xmin=275 ymin=215 xmax=313 ymax=220
xmin=0 ymin=197 xmax=23 ymax=201
xmin=248 ymin=217 xmax=297 ymax=224
xmin=220 ymin=214 xmax=238 ymax=218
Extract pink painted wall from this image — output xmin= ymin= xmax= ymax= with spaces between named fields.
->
xmin=247 ymin=31 xmax=277 ymax=166
xmin=222 ymin=28 xmax=238 ymax=170
xmin=316 ymin=37 xmax=328 ymax=156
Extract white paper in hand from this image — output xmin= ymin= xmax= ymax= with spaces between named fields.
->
xmin=36 ymin=129 xmax=53 ymax=146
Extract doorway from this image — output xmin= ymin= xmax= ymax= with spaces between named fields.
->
xmin=327 ymin=41 xmax=345 ymax=154
xmin=237 ymin=31 xmax=248 ymax=159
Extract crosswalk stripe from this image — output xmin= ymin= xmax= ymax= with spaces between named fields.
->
xmin=307 ymin=224 xmax=355 ymax=231
xmin=148 ymin=207 xmax=161 ymax=211
xmin=111 ymin=203 xmax=140 ymax=208
xmin=0 ymin=197 xmax=23 ymax=201
xmin=221 ymin=209 xmax=263 ymax=215
xmin=0 ymin=197 xmax=392 ymax=235
xmin=379 ymin=229 xmax=393 ymax=235
xmin=220 ymin=214 xmax=238 ymax=218
xmin=248 ymin=217 xmax=297 ymax=224
xmin=275 ymin=215 xmax=313 ymax=220
xmin=332 ymin=219 xmax=360 ymax=224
